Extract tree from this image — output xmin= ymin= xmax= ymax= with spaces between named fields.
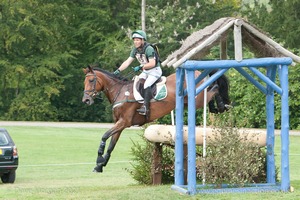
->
xmin=0 ymin=0 xmax=76 ymax=120
xmin=239 ymin=0 xmax=300 ymax=129
xmin=145 ymin=0 xmax=241 ymax=74
xmin=244 ymin=0 xmax=300 ymax=49
xmin=1 ymin=0 xmax=300 ymax=129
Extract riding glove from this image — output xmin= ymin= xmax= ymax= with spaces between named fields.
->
xmin=114 ymin=69 xmax=120 ymax=75
xmin=133 ymin=65 xmax=142 ymax=72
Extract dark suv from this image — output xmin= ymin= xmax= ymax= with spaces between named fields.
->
xmin=0 ymin=128 xmax=18 ymax=183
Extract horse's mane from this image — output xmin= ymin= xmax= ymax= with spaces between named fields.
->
xmin=88 ymin=66 xmax=131 ymax=83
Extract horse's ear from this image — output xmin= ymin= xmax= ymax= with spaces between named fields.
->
xmin=83 ymin=65 xmax=93 ymax=74
xmin=88 ymin=65 xmax=94 ymax=73
xmin=83 ymin=68 xmax=88 ymax=74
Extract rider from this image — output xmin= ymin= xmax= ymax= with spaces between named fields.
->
xmin=114 ymin=30 xmax=162 ymax=116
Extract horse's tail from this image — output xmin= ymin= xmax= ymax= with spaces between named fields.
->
xmin=209 ymin=70 xmax=230 ymax=113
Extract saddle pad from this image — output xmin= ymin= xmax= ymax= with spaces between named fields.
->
xmin=154 ymin=84 xmax=167 ymax=100
xmin=133 ymin=76 xmax=144 ymax=102
xmin=133 ymin=76 xmax=167 ymax=102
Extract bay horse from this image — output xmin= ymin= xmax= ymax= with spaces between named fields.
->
xmin=82 ymin=65 xmax=230 ymax=173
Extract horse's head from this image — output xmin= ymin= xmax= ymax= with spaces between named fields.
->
xmin=82 ymin=65 xmax=103 ymax=105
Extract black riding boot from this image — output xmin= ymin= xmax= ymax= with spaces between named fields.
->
xmin=137 ymin=87 xmax=151 ymax=117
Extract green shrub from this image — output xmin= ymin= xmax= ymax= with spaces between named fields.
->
xmin=127 ymin=134 xmax=153 ymax=185
xmin=128 ymin=109 xmax=275 ymax=186
xmin=196 ymin=109 xmax=271 ymax=187
xmin=196 ymin=126 xmax=266 ymax=187
xmin=127 ymin=133 xmax=174 ymax=185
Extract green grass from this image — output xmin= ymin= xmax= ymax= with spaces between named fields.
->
xmin=0 ymin=126 xmax=300 ymax=200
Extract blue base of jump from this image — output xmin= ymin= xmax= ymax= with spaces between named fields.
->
xmin=171 ymin=183 xmax=282 ymax=195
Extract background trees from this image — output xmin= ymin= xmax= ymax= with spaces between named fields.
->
xmin=242 ymin=0 xmax=300 ymax=129
xmin=0 ymin=0 xmax=299 ymax=129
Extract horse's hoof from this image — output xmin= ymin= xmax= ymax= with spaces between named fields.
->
xmin=93 ymin=165 xmax=103 ymax=173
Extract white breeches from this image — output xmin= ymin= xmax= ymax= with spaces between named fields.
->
xmin=138 ymin=67 xmax=162 ymax=89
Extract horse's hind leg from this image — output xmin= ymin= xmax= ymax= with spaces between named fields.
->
xmin=208 ymin=99 xmax=218 ymax=113
xmin=207 ymin=82 xmax=229 ymax=113
xmin=215 ymin=94 xmax=226 ymax=113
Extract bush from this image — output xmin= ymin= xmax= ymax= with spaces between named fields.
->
xmin=128 ymin=109 xmax=274 ymax=186
xmin=196 ymin=109 xmax=271 ymax=187
xmin=127 ymin=132 xmax=174 ymax=185
xmin=126 ymin=134 xmax=153 ymax=185
xmin=196 ymin=126 xmax=266 ymax=187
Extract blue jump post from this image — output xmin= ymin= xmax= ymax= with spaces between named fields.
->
xmin=172 ymin=57 xmax=292 ymax=195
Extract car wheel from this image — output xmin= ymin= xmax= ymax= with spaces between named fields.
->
xmin=1 ymin=170 xmax=16 ymax=183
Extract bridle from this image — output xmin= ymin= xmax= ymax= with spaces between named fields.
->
xmin=83 ymin=70 xmax=125 ymax=104
xmin=84 ymin=72 xmax=102 ymax=98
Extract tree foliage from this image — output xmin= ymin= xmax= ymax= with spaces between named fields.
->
xmin=0 ymin=0 xmax=300 ymax=129
xmin=0 ymin=1 xmax=75 ymax=120
xmin=236 ymin=0 xmax=300 ymax=129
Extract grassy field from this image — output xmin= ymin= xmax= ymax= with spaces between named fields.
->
xmin=0 ymin=125 xmax=299 ymax=200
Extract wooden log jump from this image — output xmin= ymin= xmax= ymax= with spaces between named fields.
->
xmin=145 ymin=124 xmax=267 ymax=146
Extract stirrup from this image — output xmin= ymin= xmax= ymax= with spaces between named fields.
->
xmin=137 ymin=106 xmax=147 ymax=115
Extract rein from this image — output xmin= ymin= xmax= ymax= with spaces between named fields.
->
xmin=111 ymin=84 xmax=137 ymax=109
xmin=111 ymin=84 xmax=123 ymax=104
xmin=85 ymin=70 xmax=137 ymax=108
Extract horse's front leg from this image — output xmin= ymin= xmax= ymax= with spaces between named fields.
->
xmin=93 ymin=123 xmax=126 ymax=173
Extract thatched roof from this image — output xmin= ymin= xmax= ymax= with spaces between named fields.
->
xmin=162 ymin=17 xmax=300 ymax=68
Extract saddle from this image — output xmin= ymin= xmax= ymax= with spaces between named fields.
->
xmin=133 ymin=76 xmax=167 ymax=102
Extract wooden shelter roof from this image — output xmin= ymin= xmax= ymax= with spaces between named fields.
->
xmin=162 ymin=17 xmax=300 ymax=68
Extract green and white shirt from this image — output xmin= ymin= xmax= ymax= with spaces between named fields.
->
xmin=130 ymin=44 xmax=160 ymax=68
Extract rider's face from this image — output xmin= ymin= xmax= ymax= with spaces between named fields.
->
xmin=133 ymin=38 xmax=144 ymax=48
